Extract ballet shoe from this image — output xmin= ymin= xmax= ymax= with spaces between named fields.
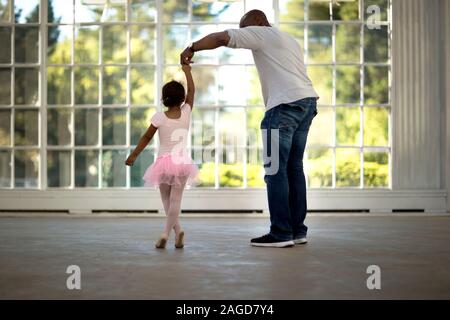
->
xmin=155 ymin=233 xmax=168 ymax=249
xmin=175 ymin=230 xmax=185 ymax=249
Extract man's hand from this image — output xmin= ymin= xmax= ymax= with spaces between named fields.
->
xmin=180 ymin=47 xmax=194 ymax=65
xmin=125 ymin=154 xmax=137 ymax=166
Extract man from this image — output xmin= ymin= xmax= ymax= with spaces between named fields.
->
xmin=180 ymin=10 xmax=318 ymax=248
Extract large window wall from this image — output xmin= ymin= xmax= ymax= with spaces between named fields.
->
xmin=0 ymin=0 xmax=391 ymax=190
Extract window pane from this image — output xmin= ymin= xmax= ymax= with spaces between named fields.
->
xmin=47 ymin=150 xmax=71 ymax=187
xmin=309 ymin=0 xmax=330 ymax=20
xmin=14 ymin=150 xmax=39 ymax=188
xmin=0 ymin=68 xmax=11 ymax=105
xmin=191 ymin=109 xmax=215 ymax=147
xmin=364 ymin=151 xmax=389 ymax=187
xmin=130 ymin=26 xmax=155 ymax=63
xmin=0 ymin=27 xmax=11 ymax=63
xmin=194 ymin=151 xmax=215 ymax=187
xmin=364 ymin=0 xmax=388 ymax=21
xmin=75 ymin=109 xmax=99 ymax=146
xmin=131 ymin=0 xmax=156 ymax=22
xmin=48 ymin=0 xmax=73 ymax=23
xmin=336 ymin=148 xmax=360 ymax=187
xmin=308 ymin=107 xmax=333 ymax=146
xmin=306 ymin=148 xmax=332 ymax=187
xmin=130 ymin=148 xmax=155 ymax=187
xmin=191 ymin=25 xmax=217 ymax=64
xmin=246 ymin=107 xmax=264 ymax=149
xmin=247 ymin=148 xmax=264 ymax=187
xmin=15 ymin=68 xmax=39 ymax=105
xmin=219 ymin=108 xmax=245 ymax=187
xmin=308 ymin=25 xmax=332 ymax=63
xmin=47 ymin=109 xmax=71 ymax=146
xmin=219 ymin=108 xmax=245 ymax=148
xmin=103 ymin=66 xmax=126 ymax=104
xmin=247 ymin=66 xmax=263 ymax=105
xmin=364 ymin=107 xmax=389 ymax=146
xmin=163 ymin=65 xmax=185 ymax=84
xmin=364 ymin=66 xmax=389 ymax=104
xmin=130 ymin=67 xmax=155 ymax=105
xmin=192 ymin=0 xmax=243 ymax=22
xmin=0 ymin=109 xmax=11 ymax=146
xmin=15 ymin=27 xmax=39 ymax=63
xmin=103 ymin=25 xmax=126 ymax=64
xmin=14 ymin=0 xmax=39 ymax=23
xmin=279 ymin=0 xmax=305 ymax=22
xmin=219 ymin=66 xmax=243 ymax=105
xmin=191 ymin=66 xmax=217 ymax=106
xmin=0 ymin=0 xmax=11 ymax=22
xmin=364 ymin=25 xmax=389 ymax=63
xmin=0 ymin=150 xmax=11 ymax=187
xmin=332 ymin=0 xmax=359 ymax=20
xmin=75 ymin=0 xmax=102 ymax=23
xmin=336 ymin=66 xmax=360 ymax=104
xmin=336 ymin=107 xmax=360 ymax=146
xmin=335 ymin=24 xmax=360 ymax=63
xmin=14 ymin=109 xmax=38 ymax=146
xmin=75 ymin=26 xmax=99 ymax=64
xmin=130 ymin=107 xmax=156 ymax=145
xmin=163 ymin=25 xmax=189 ymax=64
xmin=102 ymin=108 xmax=126 ymax=145
xmin=75 ymin=150 xmax=98 ymax=187
xmin=102 ymin=2 xmax=125 ymax=22
xmin=219 ymin=156 xmax=244 ymax=187
xmin=102 ymin=150 xmax=126 ymax=187
xmin=74 ymin=67 xmax=99 ymax=105
xmin=307 ymin=66 xmax=332 ymax=105
xmin=48 ymin=26 xmax=72 ymax=64
xmin=162 ymin=0 xmax=188 ymax=23
xmin=47 ymin=67 xmax=71 ymax=105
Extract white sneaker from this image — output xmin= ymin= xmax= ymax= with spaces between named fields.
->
xmin=293 ymin=237 xmax=308 ymax=245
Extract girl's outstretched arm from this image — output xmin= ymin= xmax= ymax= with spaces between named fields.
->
xmin=182 ymin=64 xmax=195 ymax=109
xmin=125 ymin=125 xmax=157 ymax=166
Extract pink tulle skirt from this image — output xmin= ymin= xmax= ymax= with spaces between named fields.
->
xmin=143 ymin=153 xmax=199 ymax=188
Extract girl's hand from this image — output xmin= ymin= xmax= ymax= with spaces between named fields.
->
xmin=125 ymin=154 xmax=137 ymax=166
xmin=182 ymin=64 xmax=191 ymax=73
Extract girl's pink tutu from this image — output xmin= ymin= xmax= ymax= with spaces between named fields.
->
xmin=143 ymin=153 xmax=199 ymax=188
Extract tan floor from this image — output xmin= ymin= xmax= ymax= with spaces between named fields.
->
xmin=0 ymin=215 xmax=449 ymax=299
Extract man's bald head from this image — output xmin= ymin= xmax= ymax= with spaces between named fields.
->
xmin=239 ymin=10 xmax=271 ymax=28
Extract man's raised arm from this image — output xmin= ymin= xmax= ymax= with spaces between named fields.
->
xmin=180 ymin=31 xmax=230 ymax=65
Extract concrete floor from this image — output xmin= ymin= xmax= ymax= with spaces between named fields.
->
xmin=0 ymin=215 xmax=450 ymax=299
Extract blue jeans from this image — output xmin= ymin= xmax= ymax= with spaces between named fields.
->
xmin=261 ymin=97 xmax=317 ymax=241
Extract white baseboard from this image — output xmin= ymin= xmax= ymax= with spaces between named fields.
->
xmin=0 ymin=189 xmax=447 ymax=213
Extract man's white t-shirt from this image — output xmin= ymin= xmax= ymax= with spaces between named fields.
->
xmin=226 ymin=26 xmax=318 ymax=110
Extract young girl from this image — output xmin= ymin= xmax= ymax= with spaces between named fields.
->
xmin=125 ymin=64 xmax=198 ymax=249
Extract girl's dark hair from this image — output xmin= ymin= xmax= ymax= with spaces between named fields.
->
xmin=162 ymin=80 xmax=185 ymax=107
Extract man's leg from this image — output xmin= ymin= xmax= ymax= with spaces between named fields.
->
xmin=262 ymin=107 xmax=296 ymax=241
xmin=287 ymin=101 xmax=317 ymax=239
xmin=287 ymin=129 xmax=309 ymax=239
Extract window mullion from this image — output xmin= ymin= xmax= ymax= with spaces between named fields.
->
xmin=40 ymin=0 xmax=48 ymax=190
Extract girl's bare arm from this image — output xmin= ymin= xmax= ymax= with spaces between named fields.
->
xmin=125 ymin=125 xmax=157 ymax=166
xmin=182 ymin=65 xmax=195 ymax=109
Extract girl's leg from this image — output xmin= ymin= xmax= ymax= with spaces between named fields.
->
xmin=163 ymin=181 xmax=186 ymax=236
xmin=159 ymin=184 xmax=181 ymax=235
